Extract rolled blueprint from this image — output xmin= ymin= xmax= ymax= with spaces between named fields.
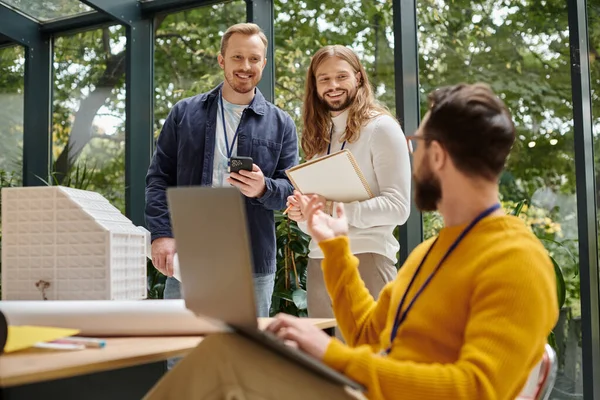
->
xmin=0 ymin=299 xmax=230 ymax=337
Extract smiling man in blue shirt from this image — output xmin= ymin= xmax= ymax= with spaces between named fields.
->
xmin=145 ymin=23 xmax=298 ymax=317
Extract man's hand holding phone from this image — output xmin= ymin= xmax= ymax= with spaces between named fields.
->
xmin=227 ymin=156 xmax=267 ymax=198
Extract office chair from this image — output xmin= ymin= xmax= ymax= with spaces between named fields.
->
xmin=516 ymin=344 xmax=558 ymax=400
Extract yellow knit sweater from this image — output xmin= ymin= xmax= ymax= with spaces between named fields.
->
xmin=320 ymin=215 xmax=558 ymax=400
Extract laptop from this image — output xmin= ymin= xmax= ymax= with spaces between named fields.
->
xmin=167 ymin=186 xmax=364 ymax=392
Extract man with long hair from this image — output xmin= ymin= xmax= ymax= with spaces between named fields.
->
xmin=145 ymin=23 xmax=298 ymax=318
xmin=287 ymin=45 xmax=411 ymax=333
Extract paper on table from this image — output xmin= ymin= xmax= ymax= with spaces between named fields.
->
xmin=0 ymin=299 xmax=229 ymax=337
xmin=5 ymin=326 xmax=79 ymax=353
xmin=173 ymin=253 xmax=182 ymax=282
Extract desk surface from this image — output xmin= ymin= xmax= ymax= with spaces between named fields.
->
xmin=0 ymin=318 xmax=336 ymax=388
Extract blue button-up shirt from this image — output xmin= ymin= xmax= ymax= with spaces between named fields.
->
xmin=145 ymin=83 xmax=299 ymax=274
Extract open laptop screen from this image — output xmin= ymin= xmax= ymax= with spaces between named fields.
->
xmin=167 ymin=186 xmax=258 ymax=330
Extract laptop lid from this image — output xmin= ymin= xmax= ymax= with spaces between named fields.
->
xmin=167 ymin=187 xmax=365 ymax=393
xmin=167 ymin=186 xmax=257 ymax=330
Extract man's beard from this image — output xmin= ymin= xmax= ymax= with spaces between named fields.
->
xmin=319 ymin=89 xmax=356 ymax=112
xmin=225 ymin=70 xmax=257 ymax=94
xmin=413 ymin=165 xmax=442 ymax=212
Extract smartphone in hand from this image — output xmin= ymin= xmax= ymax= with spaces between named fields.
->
xmin=229 ymin=156 xmax=253 ymax=173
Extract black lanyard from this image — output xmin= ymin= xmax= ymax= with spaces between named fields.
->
xmin=327 ymin=125 xmax=346 ymax=155
xmin=383 ymin=203 xmax=501 ymax=355
xmin=219 ymin=91 xmax=253 ymax=166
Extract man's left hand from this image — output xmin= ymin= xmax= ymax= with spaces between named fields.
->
xmin=265 ymin=313 xmax=332 ymax=360
xmin=227 ymin=164 xmax=267 ymax=198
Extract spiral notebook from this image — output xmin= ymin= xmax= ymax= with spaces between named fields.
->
xmin=285 ymin=149 xmax=373 ymax=202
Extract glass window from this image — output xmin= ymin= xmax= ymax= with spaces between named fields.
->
xmin=591 ymin=0 xmax=600 ymax=258
xmin=0 ymin=44 xmax=23 ymax=303
xmin=153 ymin=1 xmax=246 ymax=138
xmin=53 ymin=25 xmax=127 ymax=213
xmin=0 ymin=45 xmax=24 ymax=182
xmin=418 ymin=1 xmax=582 ymax=396
xmin=0 ymin=0 xmax=93 ymax=22
xmin=592 ymin=1 xmax=600 ymax=395
xmin=591 ymin=2 xmax=600 ymax=240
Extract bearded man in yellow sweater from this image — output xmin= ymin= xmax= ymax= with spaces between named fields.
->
xmin=144 ymin=83 xmax=557 ymax=400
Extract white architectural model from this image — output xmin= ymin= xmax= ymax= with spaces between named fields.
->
xmin=1 ymin=186 xmax=147 ymax=300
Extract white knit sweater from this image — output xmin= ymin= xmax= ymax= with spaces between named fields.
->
xmin=298 ymin=109 xmax=411 ymax=263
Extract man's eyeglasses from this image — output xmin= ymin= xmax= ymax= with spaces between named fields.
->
xmin=405 ymin=135 xmax=427 ymax=154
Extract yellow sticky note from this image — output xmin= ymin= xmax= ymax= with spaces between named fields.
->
xmin=4 ymin=326 xmax=80 ymax=353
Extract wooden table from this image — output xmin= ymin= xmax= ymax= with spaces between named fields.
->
xmin=0 ymin=318 xmax=336 ymax=400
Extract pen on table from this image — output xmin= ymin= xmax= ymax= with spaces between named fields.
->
xmin=51 ymin=336 xmax=106 ymax=348
xmin=35 ymin=342 xmax=85 ymax=351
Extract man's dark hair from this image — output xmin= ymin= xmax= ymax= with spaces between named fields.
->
xmin=423 ymin=83 xmax=516 ymax=181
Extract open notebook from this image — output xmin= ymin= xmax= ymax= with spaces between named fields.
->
xmin=286 ymin=149 xmax=373 ymax=202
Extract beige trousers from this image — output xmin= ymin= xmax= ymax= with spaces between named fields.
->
xmin=144 ymin=333 xmax=365 ymax=400
xmin=307 ymin=253 xmax=397 ymax=340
